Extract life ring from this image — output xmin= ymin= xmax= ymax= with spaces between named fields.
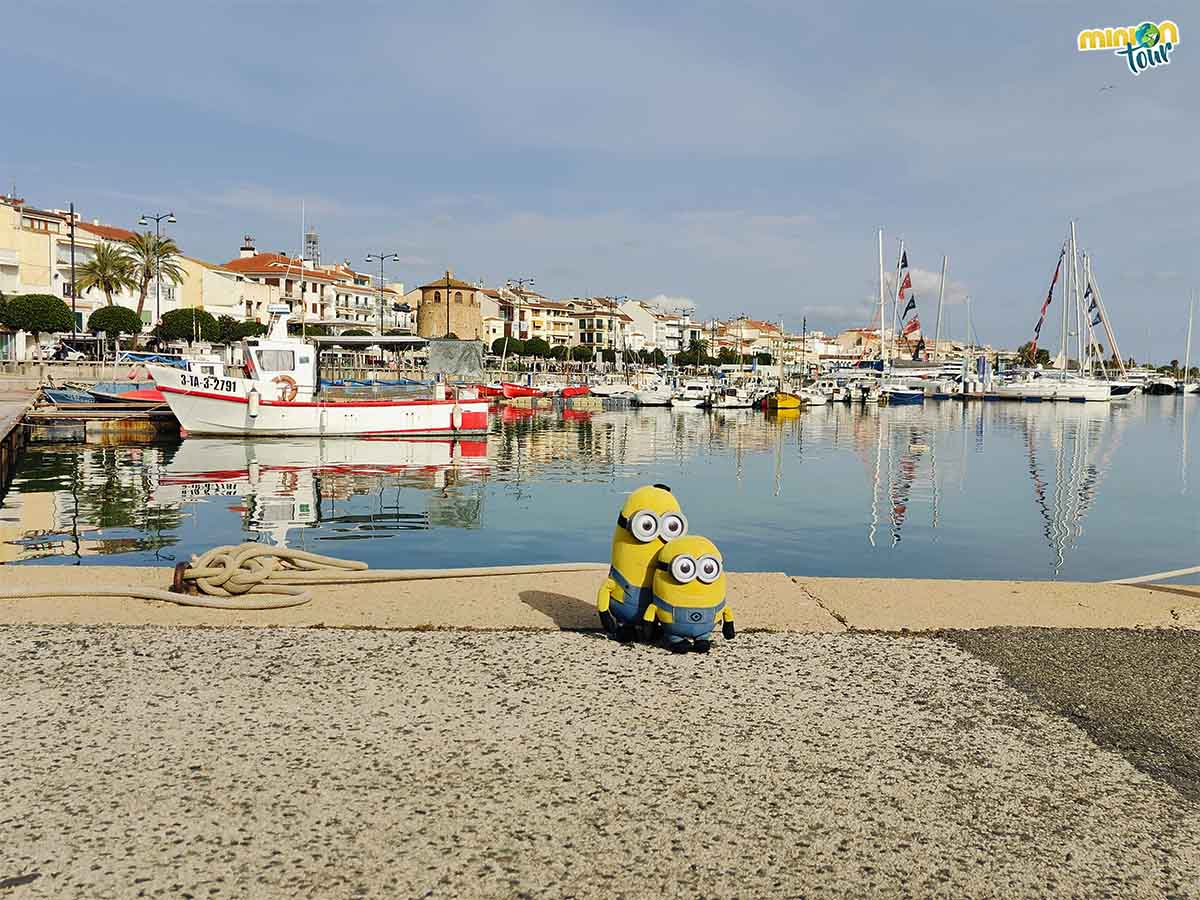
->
xmin=272 ymin=374 xmax=298 ymax=402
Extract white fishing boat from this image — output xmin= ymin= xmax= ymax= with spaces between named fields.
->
xmin=708 ymin=384 xmax=759 ymax=409
xmin=150 ymin=306 xmax=490 ymax=436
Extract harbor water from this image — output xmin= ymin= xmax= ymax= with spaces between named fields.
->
xmin=1 ymin=395 xmax=1197 ymax=583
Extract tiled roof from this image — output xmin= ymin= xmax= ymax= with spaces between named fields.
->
xmin=222 ymin=253 xmax=340 ymax=282
xmin=77 ymin=221 xmax=138 ymax=241
xmin=418 ymin=274 xmax=477 ymax=291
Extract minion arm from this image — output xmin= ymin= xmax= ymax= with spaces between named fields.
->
xmin=722 ymin=604 xmax=736 ymax=640
xmin=596 ymin=577 xmax=618 ymax=634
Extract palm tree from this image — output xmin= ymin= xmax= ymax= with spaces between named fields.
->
xmin=124 ymin=232 xmax=186 ymax=319
xmin=75 ymin=242 xmax=135 ymax=306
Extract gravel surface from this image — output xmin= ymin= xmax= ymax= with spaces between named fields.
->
xmin=943 ymin=628 xmax=1200 ymax=802
xmin=1 ymin=627 xmax=1198 ymax=899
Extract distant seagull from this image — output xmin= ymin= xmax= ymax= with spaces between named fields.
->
xmin=1099 ymin=84 xmax=1118 ymax=92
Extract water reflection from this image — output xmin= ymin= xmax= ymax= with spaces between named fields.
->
xmin=1 ymin=397 xmax=1196 ymax=580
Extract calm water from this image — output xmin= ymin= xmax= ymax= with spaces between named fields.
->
xmin=2 ymin=397 xmax=1197 ymax=582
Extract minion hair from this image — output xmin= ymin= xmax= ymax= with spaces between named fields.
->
xmin=652 ymin=483 xmax=672 ymax=492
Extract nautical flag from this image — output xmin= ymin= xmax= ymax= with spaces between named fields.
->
xmin=897 ymin=272 xmax=913 ymax=301
xmin=900 ymin=251 xmax=908 ymax=269
xmin=912 ymin=338 xmax=926 ymax=360
xmin=1088 ymin=297 xmax=1097 ymax=313
xmin=1084 ymin=282 xmax=1092 ymax=298
xmin=1091 ymin=312 xmax=1102 ymax=326
xmin=902 ymin=316 xmax=921 ymax=337
xmin=1029 ymin=246 xmax=1066 ymax=356
xmin=902 ymin=296 xmax=917 ymax=318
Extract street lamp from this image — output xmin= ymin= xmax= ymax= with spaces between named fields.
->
xmin=365 ymin=252 xmax=401 ymax=335
xmin=138 ymin=211 xmax=176 ymax=326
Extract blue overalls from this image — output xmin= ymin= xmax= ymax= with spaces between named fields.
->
xmin=651 ymin=595 xmax=726 ymax=644
xmin=608 ymin=567 xmax=654 ymax=626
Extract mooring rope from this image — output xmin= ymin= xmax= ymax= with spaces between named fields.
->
xmin=1107 ymin=564 xmax=1200 ymax=585
xmin=0 ymin=542 xmax=607 ymax=610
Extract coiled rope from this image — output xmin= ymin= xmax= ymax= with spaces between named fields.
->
xmin=0 ymin=542 xmax=607 ymax=610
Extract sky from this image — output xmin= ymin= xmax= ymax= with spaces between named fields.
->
xmin=2 ymin=1 xmax=1197 ymax=360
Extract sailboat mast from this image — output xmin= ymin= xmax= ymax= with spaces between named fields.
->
xmin=891 ymin=239 xmax=905 ymax=370
xmin=933 ymin=255 xmax=948 ymax=363
xmin=1059 ymin=227 xmax=1070 ymax=373
xmin=1088 ymin=262 xmax=1127 ymax=379
xmin=1070 ymin=221 xmax=1084 ymax=371
xmin=1184 ymin=296 xmax=1195 ymax=387
xmin=878 ymin=229 xmax=887 ymax=367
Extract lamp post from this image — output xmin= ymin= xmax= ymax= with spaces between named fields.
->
xmin=69 ymin=201 xmax=76 ymax=337
xmin=365 ymin=252 xmax=400 ymax=335
xmin=137 ymin=211 xmax=176 ymax=327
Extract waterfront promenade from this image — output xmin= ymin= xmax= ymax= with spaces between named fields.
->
xmin=2 ymin=571 xmax=1199 ymax=897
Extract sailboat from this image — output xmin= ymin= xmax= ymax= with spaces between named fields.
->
xmin=995 ymin=222 xmax=1110 ymax=402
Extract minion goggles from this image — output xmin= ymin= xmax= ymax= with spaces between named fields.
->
xmin=657 ymin=553 xmax=723 ymax=584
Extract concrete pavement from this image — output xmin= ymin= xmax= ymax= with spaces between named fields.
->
xmin=1 ymin=627 xmax=1198 ymax=899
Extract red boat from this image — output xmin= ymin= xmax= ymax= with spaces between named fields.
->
xmin=559 ymin=385 xmax=590 ymax=399
xmin=122 ymin=388 xmax=167 ymax=404
xmin=476 ymin=384 xmax=505 ymax=399
xmin=501 ymin=382 xmax=546 ymax=399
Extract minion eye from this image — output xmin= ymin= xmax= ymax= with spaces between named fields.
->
xmin=659 ymin=512 xmax=687 ymax=540
xmin=630 ymin=510 xmax=660 ymax=542
xmin=670 ymin=554 xmax=697 ymax=583
xmin=696 ymin=555 xmax=723 ymax=584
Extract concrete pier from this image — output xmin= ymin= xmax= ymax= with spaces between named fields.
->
xmin=2 ymin=570 xmax=1198 ymax=897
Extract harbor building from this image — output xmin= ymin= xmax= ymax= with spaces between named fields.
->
xmin=415 ymin=271 xmax=484 ymax=340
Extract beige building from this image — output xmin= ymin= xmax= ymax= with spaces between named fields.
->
xmin=415 ymin=271 xmax=484 ymax=340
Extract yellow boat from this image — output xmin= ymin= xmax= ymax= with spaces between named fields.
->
xmin=765 ymin=391 xmax=803 ymax=410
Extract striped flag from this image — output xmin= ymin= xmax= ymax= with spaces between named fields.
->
xmin=1030 ymin=246 xmax=1066 ymax=356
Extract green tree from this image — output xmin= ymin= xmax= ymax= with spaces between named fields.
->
xmin=524 ymin=336 xmax=551 ymax=358
xmin=570 ymin=345 xmax=593 ymax=362
xmin=499 ymin=338 xmax=525 ymax=357
xmin=600 ymin=348 xmax=617 ymax=364
xmin=0 ymin=293 xmax=74 ymax=334
xmin=1170 ymin=359 xmax=1181 ymax=375
xmin=154 ymin=308 xmax=219 ymax=344
xmin=87 ymin=305 xmax=143 ymax=339
xmin=688 ymin=337 xmax=708 ymax=358
xmin=491 ymin=337 xmax=511 ymax=355
xmin=549 ymin=345 xmax=570 ymax=361
xmin=1017 ymin=341 xmax=1051 ymax=367
xmin=651 ymin=348 xmax=667 ymax=366
xmin=217 ymin=316 xmax=267 ymax=343
xmin=288 ymin=322 xmax=329 ymax=337
xmin=755 ymin=352 xmax=773 ymax=365
xmin=75 ymin=242 xmax=135 ymax=307
xmin=717 ymin=347 xmax=739 ymax=365
xmin=123 ymin=232 xmax=187 ymax=320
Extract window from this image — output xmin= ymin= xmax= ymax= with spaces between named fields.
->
xmin=454 ymin=291 xmax=462 ymax=304
xmin=257 ymin=349 xmax=295 ymax=371
xmin=434 ymin=291 xmax=441 ymax=302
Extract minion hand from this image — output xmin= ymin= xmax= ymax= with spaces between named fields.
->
xmin=723 ymin=619 xmax=736 ymax=640
xmin=598 ymin=609 xmax=617 ymax=634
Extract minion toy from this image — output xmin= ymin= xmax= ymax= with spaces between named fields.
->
xmin=645 ymin=536 xmax=736 ymax=653
xmin=596 ymin=484 xmax=688 ymax=641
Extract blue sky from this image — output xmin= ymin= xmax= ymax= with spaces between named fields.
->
xmin=3 ymin=1 xmax=1196 ymax=360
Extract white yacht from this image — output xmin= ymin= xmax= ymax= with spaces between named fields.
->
xmin=671 ymin=380 xmax=711 ymax=408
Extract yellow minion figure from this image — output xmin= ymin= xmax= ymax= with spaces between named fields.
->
xmin=645 ymin=535 xmax=735 ymax=654
xmin=596 ymin=484 xmax=688 ymax=641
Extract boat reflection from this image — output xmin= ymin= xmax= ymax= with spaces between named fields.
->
xmin=154 ymin=436 xmax=490 ymax=546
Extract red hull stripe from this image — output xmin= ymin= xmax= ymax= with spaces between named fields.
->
xmin=159 ymin=385 xmax=489 ymax=410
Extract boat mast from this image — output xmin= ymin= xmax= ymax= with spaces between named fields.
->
xmin=877 ymin=229 xmax=887 ymax=369
xmin=890 ymin=239 xmax=905 ymax=372
xmin=933 ymin=255 xmax=948 ymax=363
xmin=1088 ymin=263 xmax=1127 ymax=379
xmin=1070 ymin=221 xmax=1084 ymax=372
xmin=1059 ymin=226 xmax=1070 ymax=375
xmin=1184 ymin=295 xmax=1195 ymax=387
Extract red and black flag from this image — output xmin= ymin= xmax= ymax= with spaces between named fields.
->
xmin=1030 ymin=246 xmax=1066 ymax=356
